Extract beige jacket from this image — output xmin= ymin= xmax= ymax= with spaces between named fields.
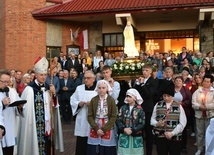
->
xmin=192 ymin=87 xmax=214 ymax=119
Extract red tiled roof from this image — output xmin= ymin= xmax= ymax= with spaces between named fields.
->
xmin=46 ymin=0 xmax=62 ymax=4
xmin=32 ymin=0 xmax=214 ymax=17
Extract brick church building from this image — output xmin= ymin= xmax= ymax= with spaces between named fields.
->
xmin=0 ymin=0 xmax=214 ymax=72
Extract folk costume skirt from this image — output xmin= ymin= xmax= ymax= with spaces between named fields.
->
xmin=118 ymin=134 xmax=144 ymax=155
xmin=87 ymin=129 xmax=116 ymax=155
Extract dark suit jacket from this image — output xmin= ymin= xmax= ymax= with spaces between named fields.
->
xmin=61 ymin=60 xmax=68 ymax=70
xmin=58 ymin=56 xmax=63 ymax=69
xmin=59 ymin=77 xmax=74 ymax=101
xmin=135 ymin=76 xmax=158 ymax=113
xmin=72 ymin=77 xmax=82 ymax=92
xmin=79 ymin=64 xmax=89 ymax=74
xmin=66 ymin=58 xmax=80 ymax=72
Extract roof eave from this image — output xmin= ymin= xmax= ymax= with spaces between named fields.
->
xmin=32 ymin=4 xmax=214 ymax=20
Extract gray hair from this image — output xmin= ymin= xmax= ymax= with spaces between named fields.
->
xmin=21 ymin=73 xmax=31 ymax=83
xmin=164 ymin=67 xmax=173 ymax=72
xmin=181 ymin=70 xmax=189 ymax=75
xmin=84 ymin=70 xmax=95 ymax=78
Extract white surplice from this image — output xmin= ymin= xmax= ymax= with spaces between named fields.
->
xmin=0 ymin=92 xmax=5 ymax=155
xmin=0 ymin=93 xmax=5 ymax=126
xmin=1 ymin=87 xmax=21 ymax=149
xmin=70 ymin=84 xmax=97 ymax=137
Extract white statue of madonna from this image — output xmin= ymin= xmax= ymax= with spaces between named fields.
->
xmin=123 ymin=20 xmax=139 ymax=57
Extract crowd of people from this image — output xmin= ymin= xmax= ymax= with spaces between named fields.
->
xmin=0 ymin=47 xmax=213 ymax=155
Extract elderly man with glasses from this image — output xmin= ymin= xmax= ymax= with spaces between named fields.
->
xmin=70 ymin=70 xmax=98 ymax=155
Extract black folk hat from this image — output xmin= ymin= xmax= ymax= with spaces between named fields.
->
xmin=162 ymin=81 xmax=175 ymax=97
xmin=157 ymin=79 xmax=175 ymax=97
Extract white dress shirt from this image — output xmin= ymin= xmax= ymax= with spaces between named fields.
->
xmin=151 ymin=101 xmax=187 ymax=136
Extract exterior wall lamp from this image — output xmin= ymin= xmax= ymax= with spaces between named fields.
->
xmin=202 ymin=34 xmax=207 ymax=42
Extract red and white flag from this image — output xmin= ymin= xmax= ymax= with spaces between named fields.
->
xmin=79 ymin=29 xmax=88 ymax=50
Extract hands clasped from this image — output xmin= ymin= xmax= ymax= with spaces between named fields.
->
xmin=124 ymin=128 xmax=132 ymax=135
xmin=79 ymin=101 xmax=90 ymax=107
xmin=164 ymin=132 xmax=173 ymax=140
xmin=199 ymin=105 xmax=207 ymax=111
xmin=97 ymin=129 xmax=104 ymax=137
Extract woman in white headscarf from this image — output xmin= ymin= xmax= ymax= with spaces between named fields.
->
xmin=116 ymin=88 xmax=145 ymax=155
xmin=87 ymin=80 xmax=117 ymax=155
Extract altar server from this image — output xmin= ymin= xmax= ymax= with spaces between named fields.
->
xmin=70 ymin=70 xmax=97 ymax=155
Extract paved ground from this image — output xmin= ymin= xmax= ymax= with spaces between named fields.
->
xmin=56 ymin=121 xmax=202 ymax=155
xmin=55 ymin=122 xmax=76 ymax=155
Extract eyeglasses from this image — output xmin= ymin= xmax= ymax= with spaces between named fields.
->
xmin=84 ymin=77 xmax=93 ymax=80
xmin=0 ymin=80 xmax=10 ymax=84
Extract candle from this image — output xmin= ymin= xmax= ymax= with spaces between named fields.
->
xmin=200 ymin=93 xmax=205 ymax=103
xmin=200 ymin=93 xmax=206 ymax=117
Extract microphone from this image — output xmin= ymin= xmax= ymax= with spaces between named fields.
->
xmin=3 ymin=87 xmax=9 ymax=97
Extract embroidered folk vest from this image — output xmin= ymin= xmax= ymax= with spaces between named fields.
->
xmin=153 ymin=100 xmax=182 ymax=141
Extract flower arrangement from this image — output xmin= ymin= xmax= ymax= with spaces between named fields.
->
xmin=111 ymin=61 xmax=147 ymax=75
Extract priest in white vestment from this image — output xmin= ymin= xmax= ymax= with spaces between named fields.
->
xmin=1 ymin=85 xmax=23 ymax=155
xmin=70 ymin=70 xmax=97 ymax=155
xmin=0 ymin=69 xmax=10 ymax=155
